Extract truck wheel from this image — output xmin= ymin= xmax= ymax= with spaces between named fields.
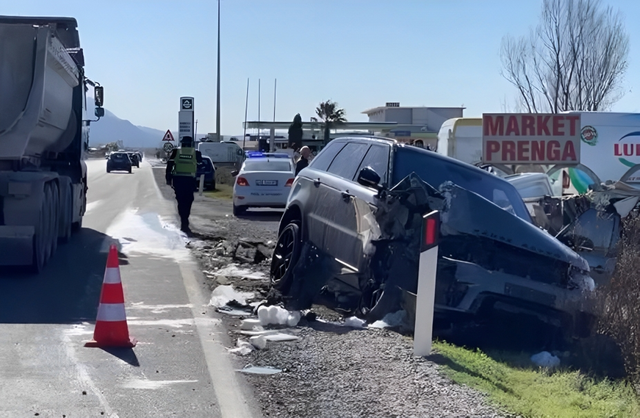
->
xmin=49 ymin=182 xmax=60 ymax=256
xmin=211 ymin=179 xmax=216 ymax=190
xmin=107 ymin=168 xmax=111 ymax=173
xmin=31 ymin=188 xmax=49 ymax=273
xmin=128 ymin=167 xmax=132 ymax=173
xmin=59 ymin=191 xmax=73 ymax=244
xmin=270 ymin=222 xmax=302 ymax=293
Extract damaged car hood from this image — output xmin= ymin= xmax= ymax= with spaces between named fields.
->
xmin=438 ymin=182 xmax=589 ymax=272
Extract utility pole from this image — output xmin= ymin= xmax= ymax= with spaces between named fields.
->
xmin=215 ymin=0 xmax=221 ymax=142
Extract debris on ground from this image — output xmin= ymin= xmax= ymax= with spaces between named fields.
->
xmin=229 ymin=340 xmax=254 ymax=356
xmin=343 ymin=316 xmax=367 ymax=329
xmin=237 ymin=365 xmax=282 ymax=375
xmin=250 ymin=335 xmax=267 ymax=350
xmin=209 ymin=285 xmax=255 ymax=308
xmin=369 ymin=310 xmax=408 ymax=329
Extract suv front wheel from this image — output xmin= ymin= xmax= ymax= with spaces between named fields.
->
xmin=270 ymin=222 xmax=302 ymax=293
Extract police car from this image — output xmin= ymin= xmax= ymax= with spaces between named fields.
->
xmin=232 ymin=152 xmax=295 ymax=216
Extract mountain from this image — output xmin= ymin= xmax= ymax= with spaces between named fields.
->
xmin=88 ymin=109 xmax=171 ymax=149
xmin=89 ymin=108 xmax=241 ymax=148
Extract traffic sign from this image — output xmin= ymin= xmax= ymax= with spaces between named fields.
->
xmin=162 ymin=130 xmax=175 ymax=141
xmin=163 ymin=142 xmax=174 ymax=153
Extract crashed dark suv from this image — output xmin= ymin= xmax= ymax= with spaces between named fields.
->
xmin=270 ymin=136 xmax=595 ymax=335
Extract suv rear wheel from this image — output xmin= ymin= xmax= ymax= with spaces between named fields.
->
xmin=270 ymin=222 xmax=302 ymax=293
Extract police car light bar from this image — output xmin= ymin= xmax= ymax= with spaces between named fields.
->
xmin=246 ymin=152 xmax=290 ymax=159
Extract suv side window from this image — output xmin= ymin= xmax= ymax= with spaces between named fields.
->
xmin=355 ymin=144 xmax=390 ymax=184
xmin=326 ymin=142 xmax=370 ymax=180
xmin=308 ymin=142 xmax=346 ymax=172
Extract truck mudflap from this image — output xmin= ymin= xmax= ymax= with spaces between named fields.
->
xmin=0 ymin=225 xmax=34 ymax=266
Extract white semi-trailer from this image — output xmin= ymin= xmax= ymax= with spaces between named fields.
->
xmin=0 ymin=16 xmax=104 ymax=272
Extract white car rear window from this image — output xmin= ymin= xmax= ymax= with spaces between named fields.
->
xmin=244 ymin=160 xmax=291 ymax=172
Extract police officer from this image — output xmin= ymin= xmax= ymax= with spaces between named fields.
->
xmin=165 ymin=136 xmax=202 ymax=234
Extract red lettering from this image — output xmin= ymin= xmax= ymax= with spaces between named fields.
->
xmin=502 ymin=141 xmax=516 ymax=161
xmin=561 ymin=141 xmax=577 ymax=161
xmin=484 ymin=116 xmax=504 ymax=136
xmin=505 ymin=116 xmax=520 ymax=136
xmin=552 ymin=117 xmax=565 ymax=136
xmin=537 ymin=115 xmax=551 ymax=135
xmin=517 ymin=141 xmax=529 ymax=161
xmin=485 ymin=140 xmax=500 ymax=161
xmin=565 ymin=115 xmax=580 ymax=136
xmin=637 ymin=144 xmax=640 ymax=156
xmin=615 ymin=143 xmax=622 ymax=156
xmin=547 ymin=140 xmax=561 ymax=161
xmin=531 ymin=141 xmax=545 ymax=161
xmin=522 ymin=116 xmax=535 ymax=136
xmin=624 ymin=144 xmax=634 ymax=156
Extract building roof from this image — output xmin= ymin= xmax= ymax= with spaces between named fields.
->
xmin=361 ymin=105 xmax=466 ymax=116
xmin=243 ymin=121 xmax=398 ymax=130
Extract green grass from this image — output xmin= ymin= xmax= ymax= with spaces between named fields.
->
xmin=433 ymin=341 xmax=639 ymax=418
xmin=203 ymin=183 xmax=233 ymax=200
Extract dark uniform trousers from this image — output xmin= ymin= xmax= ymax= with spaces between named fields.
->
xmin=172 ymin=176 xmax=196 ymax=229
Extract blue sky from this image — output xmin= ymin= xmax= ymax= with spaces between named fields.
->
xmin=5 ymin=1 xmax=640 ymax=136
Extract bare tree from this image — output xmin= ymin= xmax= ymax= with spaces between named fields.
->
xmin=501 ymin=0 xmax=629 ymax=113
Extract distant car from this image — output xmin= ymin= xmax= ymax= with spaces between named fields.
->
xmin=232 ymin=153 xmax=295 ymax=216
xmin=127 ymin=152 xmax=140 ymax=168
xmin=196 ymin=156 xmax=216 ymax=190
xmin=107 ymin=152 xmax=132 ymax=173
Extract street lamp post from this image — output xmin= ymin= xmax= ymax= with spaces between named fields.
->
xmin=215 ymin=0 xmax=221 ymax=142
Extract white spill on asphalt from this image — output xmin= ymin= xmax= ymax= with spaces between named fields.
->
xmin=122 ymin=379 xmax=199 ymax=390
xmin=85 ymin=199 xmax=103 ymax=214
xmin=209 ymin=285 xmax=255 ymax=308
xmin=209 ymin=264 xmax=266 ymax=280
xmin=103 ymin=209 xmax=190 ymax=262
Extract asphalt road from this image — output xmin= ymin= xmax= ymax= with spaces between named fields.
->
xmin=0 ymin=159 xmax=261 ymax=418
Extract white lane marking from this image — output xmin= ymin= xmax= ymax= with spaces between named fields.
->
xmin=129 ymin=303 xmax=194 ymax=314
xmin=62 ymin=325 xmax=120 ymax=418
xmin=122 ymin=379 xmax=198 ymax=390
xmin=149 ymin=158 xmax=260 ymax=417
xmin=179 ymin=261 xmax=257 ymax=418
xmin=126 ymin=318 xmax=208 ymax=328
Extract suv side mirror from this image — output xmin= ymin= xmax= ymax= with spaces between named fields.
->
xmin=357 ymin=166 xmax=383 ymax=191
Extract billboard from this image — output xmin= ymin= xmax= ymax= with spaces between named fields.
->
xmin=482 ymin=114 xmax=581 ymax=165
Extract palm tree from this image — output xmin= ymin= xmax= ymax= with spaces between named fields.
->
xmin=315 ymin=100 xmax=347 ymax=144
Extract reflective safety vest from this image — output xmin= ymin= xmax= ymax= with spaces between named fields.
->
xmin=172 ymin=147 xmax=197 ymax=177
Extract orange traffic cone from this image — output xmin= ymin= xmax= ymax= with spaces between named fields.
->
xmin=85 ymin=244 xmax=137 ymax=348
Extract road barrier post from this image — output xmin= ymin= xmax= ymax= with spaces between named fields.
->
xmin=414 ymin=210 xmax=440 ymax=357
xmin=198 ymin=175 xmax=205 ymax=196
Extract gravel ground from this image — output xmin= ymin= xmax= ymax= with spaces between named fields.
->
xmin=151 ymin=162 xmax=510 ymax=418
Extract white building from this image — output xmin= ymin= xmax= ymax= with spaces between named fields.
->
xmin=362 ymin=102 xmax=464 ymax=148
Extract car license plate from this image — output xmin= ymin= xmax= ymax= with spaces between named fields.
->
xmin=256 ymin=180 xmax=277 ymax=186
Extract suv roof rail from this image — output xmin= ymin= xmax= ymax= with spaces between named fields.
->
xmin=334 ymin=135 xmax=397 ymax=143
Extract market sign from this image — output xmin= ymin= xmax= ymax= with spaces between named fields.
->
xmin=482 ymin=114 xmax=581 ymax=165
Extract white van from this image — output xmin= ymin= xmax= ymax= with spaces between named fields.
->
xmin=436 ymin=118 xmax=482 ymax=165
xmin=197 ymin=141 xmax=244 ymax=165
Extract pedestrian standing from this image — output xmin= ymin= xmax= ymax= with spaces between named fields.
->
xmin=295 ymin=146 xmax=311 ymax=176
xmin=165 ymin=136 xmax=202 ymax=234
